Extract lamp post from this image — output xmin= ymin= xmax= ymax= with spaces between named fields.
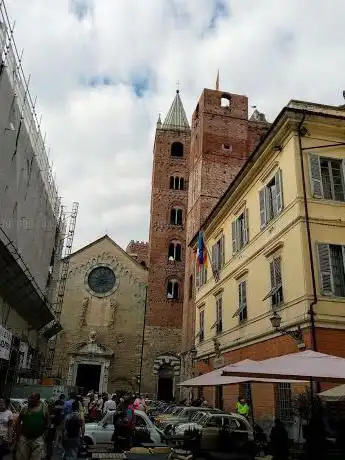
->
xmin=269 ymin=311 xmax=304 ymax=345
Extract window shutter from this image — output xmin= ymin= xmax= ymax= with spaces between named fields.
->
xmin=212 ymin=244 xmax=217 ymax=274
xmin=170 ymin=176 xmax=174 ymax=189
xmin=243 ymin=209 xmax=249 ymax=244
xmin=259 ymin=188 xmax=267 ymax=229
xmin=317 ymin=243 xmax=333 ymax=294
xmin=232 ymin=220 xmax=237 ymax=254
xmin=220 ymin=235 xmax=225 ymax=267
xmin=195 ymin=264 xmax=200 ymax=289
xmin=275 ymin=169 xmax=284 ymax=214
xmin=242 ymin=281 xmax=247 ymax=309
xmin=274 ymin=257 xmax=282 ymax=285
xmin=309 ymin=155 xmax=323 ymax=198
xmin=270 ymin=260 xmax=276 ymax=288
xmin=180 ymin=177 xmax=184 ymax=190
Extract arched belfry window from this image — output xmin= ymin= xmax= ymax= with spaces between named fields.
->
xmin=170 ymin=207 xmax=183 ymax=226
xmin=171 ymin=142 xmax=184 ymax=157
xmin=167 ymin=279 xmax=179 ymax=300
xmin=170 ymin=176 xmax=184 ymax=190
xmin=168 ymin=241 xmax=182 ymax=262
xmin=220 ymin=94 xmax=231 ymax=108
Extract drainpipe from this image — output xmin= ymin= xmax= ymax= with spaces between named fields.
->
xmin=297 ymin=113 xmax=318 ymax=352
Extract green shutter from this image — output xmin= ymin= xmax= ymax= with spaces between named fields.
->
xmin=309 ymin=155 xmax=323 ymax=198
xmin=259 ymin=188 xmax=267 ymax=229
xmin=275 ymin=169 xmax=284 ymax=214
xmin=317 ymin=243 xmax=333 ymax=294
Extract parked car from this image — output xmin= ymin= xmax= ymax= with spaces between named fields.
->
xmin=173 ymin=412 xmax=256 ymax=456
xmin=84 ymin=409 xmax=164 ymax=446
xmin=155 ymin=407 xmax=220 ymax=431
xmin=164 ymin=410 xmax=221 ymax=435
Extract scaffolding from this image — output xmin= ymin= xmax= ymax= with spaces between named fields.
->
xmin=0 ymin=0 xmax=60 ymax=217
xmin=43 ymin=202 xmax=79 ymax=376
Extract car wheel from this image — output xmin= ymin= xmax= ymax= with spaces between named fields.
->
xmin=83 ymin=437 xmax=93 ymax=446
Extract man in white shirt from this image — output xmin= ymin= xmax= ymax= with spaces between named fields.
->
xmin=103 ymin=395 xmax=117 ymax=412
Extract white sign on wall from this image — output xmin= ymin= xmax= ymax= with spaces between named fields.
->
xmin=0 ymin=325 xmax=12 ymax=361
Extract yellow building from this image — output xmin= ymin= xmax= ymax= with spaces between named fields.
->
xmin=190 ymin=100 xmax=345 ymax=420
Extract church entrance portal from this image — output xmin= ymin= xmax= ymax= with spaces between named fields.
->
xmin=157 ymin=364 xmax=174 ymax=401
xmin=76 ymin=363 xmax=101 ymax=395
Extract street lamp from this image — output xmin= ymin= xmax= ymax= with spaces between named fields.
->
xmin=269 ymin=311 xmax=304 ymax=345
xmin=190 ymin=347 xmax=197 ymax=363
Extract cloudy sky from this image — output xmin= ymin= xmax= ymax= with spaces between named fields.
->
xmin=5 ymin=0 xmax=345 ymax=251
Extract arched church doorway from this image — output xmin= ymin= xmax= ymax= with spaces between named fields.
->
xmin=153 ymin=353 xmax=181 ymax=402
xmin=157 ymin=364 xmax=174 ymax=401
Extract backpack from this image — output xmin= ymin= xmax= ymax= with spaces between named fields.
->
xmin=65 ymin=413 xmax=81 ymax=438
xmin=124 ymin=407 xmax=136 ymax=429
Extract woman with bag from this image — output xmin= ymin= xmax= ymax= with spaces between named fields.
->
xmin=0 ymin=397 xmax=13 ymax=460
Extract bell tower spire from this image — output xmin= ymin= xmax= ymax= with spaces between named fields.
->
xmin=162 ymin=89 xmax=190 ymax=131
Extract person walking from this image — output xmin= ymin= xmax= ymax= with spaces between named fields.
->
xmin=13 ymin=393 xmax=49 ymax=460
xmin=104 ymin=395 xmax=117 ymax=413
xmin=54 ymin=394 xmax=65 ymax=449
xmin=270 ymin=418 xmax=289 ymax=460
xmin=63 ymin=401 xmax=84 ymax=460
xmin=113 ymin=396 xmax=136 ymax=452
xmin=0 ymin=397 xmax=13 ymax=460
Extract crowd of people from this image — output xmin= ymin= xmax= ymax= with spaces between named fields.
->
xmin=0 ymin=391 xmax=147 ymax=460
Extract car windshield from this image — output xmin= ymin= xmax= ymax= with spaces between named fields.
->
xmin=163 ymin=406 xmax=175 ymax=414
xmin=190 ymin=412 xmax=205 ymax=422
xmin=171 ymin=407 xmax=183 ymax=415
xmin=198 ymin=413 xmax=212 ymax=426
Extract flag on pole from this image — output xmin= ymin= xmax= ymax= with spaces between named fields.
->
xmin=196 ymin=231 xmax=207 ymax=266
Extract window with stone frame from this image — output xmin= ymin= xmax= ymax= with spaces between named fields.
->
xmin=211 ymin=234 xmax=225 ymax=278
xmin=263 ymin=256 xmax=283 ymax=308
xmin=233 ymin=280 xmax=248 ymax=323
xmin=211 ymin=295 xmax=223 ymax=334
xmin=199 ymin=309 xmax=205 ymax=342
xmin=168 ymin=241 xmax=182 ymax=262
xmin=167 ymin=279 xmax=179 ymax=300
xmin=232 ymin=209 xmax=249 ymax=254
xmin=170 ymin=176 xmax=184 ymax=190
xmin=259 ymin=169 xmax=283 ymax=229
xmin=317 ymin=243 xmax=345 ymax=297
xmin=170 ymin=207 xmax=183 ymax=226
xmin=309 ymin=155 xmax=345 ymax=202
xmin=195 ymin=263 xmax=207 ymax=289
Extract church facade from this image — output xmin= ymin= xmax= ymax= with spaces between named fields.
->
xmin=53 ymin=235 xmax=148 ymax=394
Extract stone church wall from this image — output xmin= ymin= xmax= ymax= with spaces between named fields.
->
xmin=53 ymin=236 xmax=148 ymax=394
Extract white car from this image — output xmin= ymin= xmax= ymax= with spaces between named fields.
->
xmin=84 ymin=410 xmax=163 ymax=446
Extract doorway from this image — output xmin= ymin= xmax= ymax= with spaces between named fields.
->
xmin=76 ymin=364 xmax=101 ymax=395
xmin=157 ymin=364 xmax=174 ymax=401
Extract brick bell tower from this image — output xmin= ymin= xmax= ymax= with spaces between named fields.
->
xmin=181 ymin=85 xmax=269 ymax=396
xmin=142 ymin=90 xmax=191 ymax=400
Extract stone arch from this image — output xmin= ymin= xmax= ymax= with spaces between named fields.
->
xmin=153 ymin=353 xmax=181 ymax=376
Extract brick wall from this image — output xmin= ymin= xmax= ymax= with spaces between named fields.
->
xmin=182 ymin=89 xmax=269 ymax=356
xmin=142 ymin=122 xmax=191 ymax=395
xmin=194 ymin=327 xmax=345 ymax=420
xmin=126 ymin=240 xmax=149 ymax=268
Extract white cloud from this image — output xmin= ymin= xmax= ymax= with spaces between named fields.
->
xmin=5 ymin=0 xmax=345 ymax=250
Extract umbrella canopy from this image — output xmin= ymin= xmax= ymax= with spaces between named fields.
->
xmin=179 ymin=359 xmax=306 ymax=387
xmin=318 ymin=384 xmax=345 ymax=402
xmin=222 ymin=350 xmax=345 ymax=383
